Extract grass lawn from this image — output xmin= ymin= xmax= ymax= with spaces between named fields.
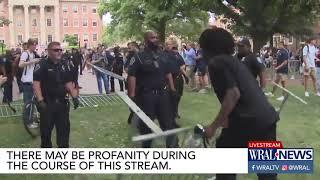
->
xmin=0 ymin=83 xmax=319 ymax=180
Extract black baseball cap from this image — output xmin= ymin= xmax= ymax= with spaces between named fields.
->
xmin=237 ymin=37 xmax=251 ymax=47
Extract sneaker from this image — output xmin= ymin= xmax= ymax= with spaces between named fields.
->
xmin=27 ymin=123 xmax=39 ymax=129
xmin=265 ymin=92 xmax=274 ymax=97
xmin=198 ymin=89 xmax=207 ymax=94
xmin=305 ymin=92 xmax=309 ymax=97
xmin=316 ymin=92 xmax=320 ymax=97
xmin=276 ymin=96 xmax=284 ymax=101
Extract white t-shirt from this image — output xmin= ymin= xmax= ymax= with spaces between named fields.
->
xmin=303 ymin=44 xmax=317 ymax=68
xmin=20 ymin=51 xmax=35 ymax=83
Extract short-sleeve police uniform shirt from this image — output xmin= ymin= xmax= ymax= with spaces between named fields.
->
xmin=128 ymin=48 xmax=171 ymax=90
xmin=165 ymin=50 xmax=185 ymax=76
xmin=237 ymin=53 xmax=265 ymax=79
xmin=276 ymin=48 xmax=289 ymax=74
xmin=33 ymin=58 xmax=73 ymax=100
xmin=208 ymin=55 xmax=278 ymax=129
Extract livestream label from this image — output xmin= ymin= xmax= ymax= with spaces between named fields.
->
xmin=248 ymin=141 xmax=313 ymax=174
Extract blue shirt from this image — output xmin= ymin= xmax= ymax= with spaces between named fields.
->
xmin=276 ymin=48 xmax=289 ymax=74
xmin=184 ymin=48 xmax=196 ymax=66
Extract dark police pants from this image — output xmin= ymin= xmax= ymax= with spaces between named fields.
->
xmin=171 ymin=74 xmax=184 ymax=119
xmin=137 ymin=90 xmax=178 ymax=148
xmin=40 ymin=99 xmax=70 ymax=148
xmin=2 ymin=76 xmax=13 ymax=103
xmin=216 ymin=121 xmax=277 ymax=180
xmin=110 ymin=71 xmax=124 ymax=92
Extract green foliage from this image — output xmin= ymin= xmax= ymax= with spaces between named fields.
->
xmin=100 ymin=0 xmax=209 ymax=44
xmin=0 ymin=16 xmax=11 ymax=26
xmin=63 ymin=35 xmax=78 ymax=46
xmin=197 ymin=0 xmax=320 ymax=52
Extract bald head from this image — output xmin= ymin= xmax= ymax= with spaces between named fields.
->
xmin=144 ymin=31 xmax=159 ymax=50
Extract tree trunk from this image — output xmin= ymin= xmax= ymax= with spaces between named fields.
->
xmin=158 ymin=19 xmax=167 ymax=44
xmin=252 ymin=35 xmax=268 ymax=55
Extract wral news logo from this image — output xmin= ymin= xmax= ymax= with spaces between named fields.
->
xmin=248 ymin=141 xmax=313 ymax=174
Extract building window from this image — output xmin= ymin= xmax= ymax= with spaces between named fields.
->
xmin=92 ymin=7 xmax=97 ymax=13
xmin=16 ymin=21 xmax=22 ymax=27
xmin=17 ymin=35 xmax=23 ymax=43
xmin=46 ymin=7 xmax=51 ymax=13
xmin=73 ymin=19 xmax=79 ymax=27
xmin=92 ymin=19 xmax=97 ymax=27
xmin=83 ymin=34 xmax=88 ymax=41
xmin=63 ymin=18 xmax=68 ymax=26
xmin=83 ymin=18 xmax=88 ymax=27
xmin=63 ymin=5 xmax=67 ymax=13
xmin=288 ymin=36 xmax=294 ymax=44
xmin=74 ymin=34 xmax=79 ymax=41
xmin=82 ymin=5 xmax=87 ymax=13
xmin=47 ymin=19 xmax=52 ymax=26
xmin=93 ymin=33 xmax=97 ymax=41
xmin=72 ymin=5 xmax=78 ymax=13
xmin=48 ymin=35 xmax=53 ymax=43
xmin=32 ymin=19 xmax=37 ymax=26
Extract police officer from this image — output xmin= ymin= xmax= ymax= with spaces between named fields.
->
xmin=236 ymin=38 xmax=266 ymax=89
xmin=200 ymin=28 xmax=278 ymax=180
xmin=110 ymin=46 xmax=124 ymax=92
xmin=0 ymin=50 xmax=14 ymax=103
xmin=127 ymin=31 xmax=178 ymax=148
xmin=33 ymin=42 xmax=79 ymax=148
xmin=164 ymin=39 xmax=188 ymax=122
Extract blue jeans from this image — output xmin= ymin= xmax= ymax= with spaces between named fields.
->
xmin=317 ymin=67 xmax=320 ymax=93
xmin=22 ymin=83 xmax=34 ymax=124
xmin=95 ymin=70 xmax=109 ymax=94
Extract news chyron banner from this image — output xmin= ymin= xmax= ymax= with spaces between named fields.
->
xmin=248 ymin=141 xmax=313 ymax=174
xmin=0 ymin=142 xmax=313 ymax=174
xmin=0 ymin=148 xmax=247 ymax=174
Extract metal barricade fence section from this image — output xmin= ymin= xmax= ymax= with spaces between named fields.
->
xmin=266 ymin=60 xmax=301 ymax=80
xmin=0 ymin=94 xmax=123 ymax=118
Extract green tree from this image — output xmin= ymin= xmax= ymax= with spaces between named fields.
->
xmin=0 ymin=16 xmax=11 ymax=26
xmin=197 ymin=0 xmax=320 ymax=53
xmin=99 ymin=0 xmax=209 ymax=44
xmin=64 ymin=35 xmax=78 ymax=46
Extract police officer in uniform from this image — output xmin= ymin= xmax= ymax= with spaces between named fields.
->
xmin=164 ymin=39 xmax=188 ymax=122
xmin=110 ymin=46 xmax=124 ymax=92
xmin=0 ymin=50 xmax=14 ymax=103
xmin=70 ymin=48 xmax=83 ymax=89
xmin=236 ymin=38 xmax=266 ymax=89
xmin=33 ymin=42 xmax=79 ymax=148
xmin=127 ymin=31 xmax=178 ymax=148
xmin=200 ymin=28 xmax=278 ymax=180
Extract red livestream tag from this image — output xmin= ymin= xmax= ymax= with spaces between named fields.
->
xmin=248 ymin=141 xmax=283 ymax=149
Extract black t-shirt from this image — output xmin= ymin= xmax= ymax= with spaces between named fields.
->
xmin=276 ymin=48 xmax=289 ymax=74
xmin=165 ymin=50 xmax=185 ymax=76
xmin=33 ymin=58 xmax=73 ymax=101
xmin=128 ymin=48 xmax=171 ymax=91
xmin=237 ymin=53 xmax=265 ymax=78
xmin=208 ymin=55 xmax=278 ymax=130
xmin=113 ymin=52 xmax=124 ymax=73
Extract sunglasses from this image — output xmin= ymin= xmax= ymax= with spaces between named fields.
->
xmin=49 ymin=49 xmax=63 ymax=52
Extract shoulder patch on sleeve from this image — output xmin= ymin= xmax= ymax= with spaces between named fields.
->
xmin=256 ymin=57 xmax=263 ymax=64
xmin=129 ymin=57 xmax=135 ymax=66
xmin=34 ymin=63 xmax=41 ymax=72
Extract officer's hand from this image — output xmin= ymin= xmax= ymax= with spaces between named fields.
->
xmin=0 ymin=75 xmax=7 ymax=86
xmin=72 ymin=97 xmax=80 ymax=110
xmin=37 ymin=100 xmax=47 ymax=112
xmin=185 ymin=76 xmax=189 ymax=85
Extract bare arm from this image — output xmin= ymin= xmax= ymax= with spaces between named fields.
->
xmin=275 ymin=60 xmax=288 ymax=70
xmin=19 ymin=58 xmax=40 ymax=68
xmin=205 ymin=87 xmax=240 ymax=137
xmin=33 ymin=81 xmax=44 ymax=102
xmin=258 ymin=70 xmax=267 ymax=89
xmin=128 ymin=76 xmax=136 ymax=98
xmin=65 ymin=82 xmax=78 ymax=98
xmin=166 ymin=73 xmax=176 ymax=91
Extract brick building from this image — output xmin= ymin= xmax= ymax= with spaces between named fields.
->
xmin=0 ymin=0 xmax=102 ymax=48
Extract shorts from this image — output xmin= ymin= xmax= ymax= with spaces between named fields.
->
xmin=276 ymin=73 xmax=288 ymax=81
xmin=303 ymin=67 xmax=316 ymax=77
xmin=197 ymin=65 xmax=207 ymax=76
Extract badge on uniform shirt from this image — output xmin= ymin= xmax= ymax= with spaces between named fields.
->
xmin=34 ymin=64 xmax=40 ymax=72
xmin=256 ymin=57 xmax=263 ymax=64
xmin=48 ymin=69 xmax=54 ymax=72
xmin=129 ymin=57 xmax=135 ymax=66
xmin=153 ymin=61 xmax=159 ymax=68
xmin=241 ymin=57 xmax=246 ymax=62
